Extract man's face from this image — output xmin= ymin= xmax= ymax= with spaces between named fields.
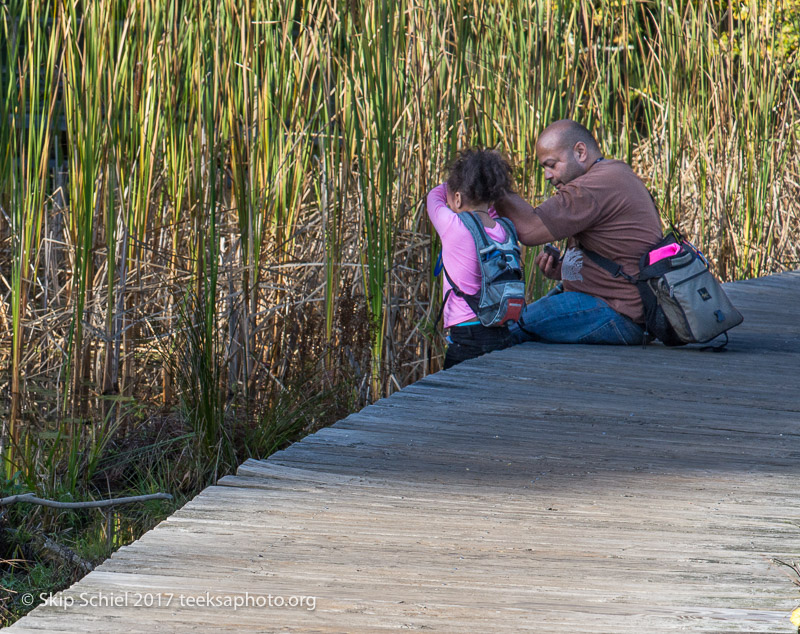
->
xmin=536 ymin=139 xmax=586 ymax=190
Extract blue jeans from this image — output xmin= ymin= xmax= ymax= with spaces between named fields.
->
xmin=508 ymin=289 xmax=644 ymax=345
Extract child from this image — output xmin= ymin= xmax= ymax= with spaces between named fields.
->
xmin=427 ymin=149 xmax=517 ymax=369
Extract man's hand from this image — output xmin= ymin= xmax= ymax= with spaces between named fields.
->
xmin=534 ymin=251 xmax=562 ymax=280
xmin=494 ymin=193 xmax=555 ymax=246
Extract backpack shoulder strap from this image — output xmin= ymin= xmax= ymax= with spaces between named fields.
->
xmin=433 ymin=286 xmax=454 ymax=327
xmin=581 ymin=245 xmax=635 ymax=283
xmin=436 ymin=263 xmax=480 ymax=322
xmin=496 ymin=217 xmax=520 ymax=246
xmin=458 ymin=211 xmax=494 ymax=252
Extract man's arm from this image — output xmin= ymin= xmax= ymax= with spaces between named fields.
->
xmin=494 ymin=193 xmax=555 ymax=246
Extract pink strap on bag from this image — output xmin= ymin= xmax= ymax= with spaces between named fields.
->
xmin=648 ymin=243 xmax=681 ymax=265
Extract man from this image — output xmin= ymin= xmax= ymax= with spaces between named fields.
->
xmin=495 ymin=119 xmax=663 ymax=344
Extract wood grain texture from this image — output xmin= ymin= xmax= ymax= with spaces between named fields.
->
xmin=9 ymin=271 xmax=800 ymax=633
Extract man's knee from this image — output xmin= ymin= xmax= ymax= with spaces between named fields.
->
xmin=510 ymin=291 xmax=642 ymax=345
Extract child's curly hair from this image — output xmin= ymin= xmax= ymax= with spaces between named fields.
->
xmin=445 ymin=149 xmax=514 ymax=204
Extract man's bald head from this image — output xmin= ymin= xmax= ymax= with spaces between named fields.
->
xmin=537 ymin=120 xmax=601 ymax=155
xmin=535 ymin=120 xmax=603 ymax=189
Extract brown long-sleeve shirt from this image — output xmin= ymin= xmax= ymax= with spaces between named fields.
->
xmin=535 ymin=159 xmax=663 ymax=323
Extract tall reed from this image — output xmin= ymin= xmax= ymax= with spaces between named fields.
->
xmin=4 ymin=1 xmax=59 ymax=476
xmin=1 ymin=0 xmax=798 ymax=507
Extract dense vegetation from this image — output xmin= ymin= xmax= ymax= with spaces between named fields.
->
xmin=1 ymin=0 xmax=798 ymax=624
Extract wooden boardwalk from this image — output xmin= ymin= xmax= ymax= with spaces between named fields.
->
xmin=9 ymin=271 xmax=800 ymax=633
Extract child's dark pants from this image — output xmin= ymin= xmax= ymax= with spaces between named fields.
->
xmin=444 ymin=323 xmax=513 ymax=369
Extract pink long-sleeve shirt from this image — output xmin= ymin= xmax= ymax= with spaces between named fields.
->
xmin=426 ymin=184 xmax=508 ymax=328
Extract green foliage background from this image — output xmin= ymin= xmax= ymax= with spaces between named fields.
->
xmin=1 ymin=0 xmax=799 ymax=624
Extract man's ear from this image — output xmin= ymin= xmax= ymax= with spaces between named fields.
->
xmin=573 ymin=141 xmax=588 ymax=163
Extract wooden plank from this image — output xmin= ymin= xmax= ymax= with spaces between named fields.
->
xmin=8 ymin=271 xmax=800 ymax=633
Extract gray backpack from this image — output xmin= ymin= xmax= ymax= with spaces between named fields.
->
xmin=438 ymin=212 xmax=526 ymax=327
xmin=583 ymin=227 xmax=743 ymax=347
